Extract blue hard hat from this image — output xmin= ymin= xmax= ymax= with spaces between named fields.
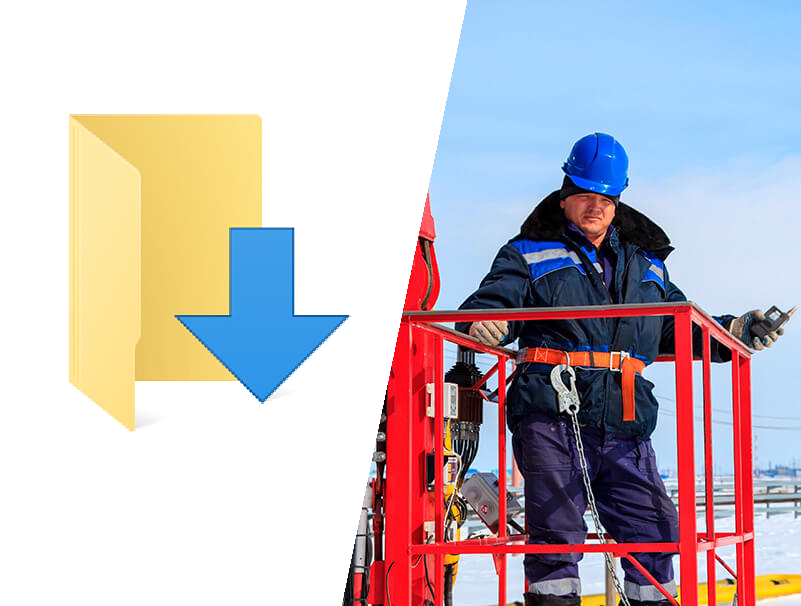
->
xmin=562 ymin=133 xmax=629 ymax=197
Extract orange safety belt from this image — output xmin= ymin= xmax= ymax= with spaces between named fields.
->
xmin=517 ymin=347 xmax=646 ymax=422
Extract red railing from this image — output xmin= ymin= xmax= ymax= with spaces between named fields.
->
xmin=383 ymin=302 xmax=754 ymax=606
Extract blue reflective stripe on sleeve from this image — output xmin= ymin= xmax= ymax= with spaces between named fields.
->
xmin=511 ymin=239 xmax=587 ymax=281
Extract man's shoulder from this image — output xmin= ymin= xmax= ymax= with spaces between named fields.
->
xmin=636 ymin=246 xmax=672 ymax=265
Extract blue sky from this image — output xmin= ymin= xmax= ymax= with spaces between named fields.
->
xmin=429 ymin=1 xmax=801 ymax=474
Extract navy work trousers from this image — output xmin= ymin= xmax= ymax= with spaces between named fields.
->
xmin=511 ymin=411 xmax=679 ymax=600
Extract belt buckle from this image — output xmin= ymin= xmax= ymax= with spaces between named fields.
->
xmin=515 ymin=348 xmax=527 ymax=364
xmin=609 ymin=350 xmax=629 ymax=371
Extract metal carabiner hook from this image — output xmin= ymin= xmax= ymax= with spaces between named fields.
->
xmin=550 ymin=363 xmax=581 ymax=415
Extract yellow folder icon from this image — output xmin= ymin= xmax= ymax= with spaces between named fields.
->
xmin=69 ymin=115 xmax=262 ymax=430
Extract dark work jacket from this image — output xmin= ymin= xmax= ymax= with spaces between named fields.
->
xmin=456 ymin=192 xmax=735 ymax=438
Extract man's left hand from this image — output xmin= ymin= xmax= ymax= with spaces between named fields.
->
xmin=728 ymin=309 xmax=785 ymax=351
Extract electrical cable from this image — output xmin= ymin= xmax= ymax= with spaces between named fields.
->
xmin=385 ymin=561 xmax=394 ymax=606
xmin=454 ymin=495 xmax=468 ymax=527
xmin=420 ymin=239 xmax=434 ymax=310
xmin=422 ymin=544 xmax=436 ymax=604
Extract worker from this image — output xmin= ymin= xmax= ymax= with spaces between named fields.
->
xmin=456 ymin=133 xmax=784 ymax=606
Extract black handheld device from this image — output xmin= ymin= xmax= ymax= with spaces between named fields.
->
xmin=750 ymin=305 xmax=796 ymax=339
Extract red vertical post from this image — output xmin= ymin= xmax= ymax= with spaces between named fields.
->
xmin=497 ymin=356 xmax=507 ymax=606
xmin=731 ymin=351 xmax=748 ymax=605
xmin=739 ymin=354 xmax=756 ymax=606
xmin=385 ymin=318 xmax=414 ymax=606
xmin=673 ymin=309 xmax=698 ymax=606
xmin=702 ymin=326 xmax=717 ymax=606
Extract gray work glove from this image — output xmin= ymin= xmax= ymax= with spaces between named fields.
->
xmin=468 ymin=320 xmax=509 ymax=347
xmin=728 ymin=309 xmax=785 ymax=351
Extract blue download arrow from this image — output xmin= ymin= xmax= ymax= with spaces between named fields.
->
xmin=176 ymin=228 xmax=348 ymax=402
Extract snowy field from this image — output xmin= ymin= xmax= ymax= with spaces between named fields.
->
xmin=452 ymin=513 xmax=801 ymax=605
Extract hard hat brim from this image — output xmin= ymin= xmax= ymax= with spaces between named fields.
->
xmin=563 ymin=172 xmax=627 ymax=197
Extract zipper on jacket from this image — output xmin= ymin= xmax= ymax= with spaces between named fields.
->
xmin=619 ymin=246 xmax=641 ymax=303
xmin=588 ymin=256 xmax=615 ymax=305
xmin=563 ymin=237 xmax=614 ymax=305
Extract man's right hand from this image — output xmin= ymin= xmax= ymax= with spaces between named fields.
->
xmin=468 ymin=320 xmax=509 ymax=346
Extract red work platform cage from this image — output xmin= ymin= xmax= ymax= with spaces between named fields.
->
xmin=382 ymin=302 xmax=755 ymax=606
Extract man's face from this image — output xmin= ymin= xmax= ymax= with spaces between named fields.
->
xmin=560 ymin=193 xmax=616 ymax=245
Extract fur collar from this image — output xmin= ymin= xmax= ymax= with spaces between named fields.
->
xmin=517 ymin=191 xmax=673 ymax=258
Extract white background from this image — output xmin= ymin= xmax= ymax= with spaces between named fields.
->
xmin=0 ymin=3 xmax=466 ymax=604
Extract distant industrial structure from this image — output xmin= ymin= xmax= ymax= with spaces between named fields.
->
xmin=758 ymin=464 xmax=801 ymax=478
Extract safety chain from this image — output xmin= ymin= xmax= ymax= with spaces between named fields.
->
xmin=550 ymin=361 xmax=630 ymax=606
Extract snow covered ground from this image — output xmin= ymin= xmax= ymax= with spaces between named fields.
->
xmin=452 ymin=513 xmax=801 ymax=605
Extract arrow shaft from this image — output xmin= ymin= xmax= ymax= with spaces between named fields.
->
xmin=230 ymin=228 xmax=293 ymax=316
